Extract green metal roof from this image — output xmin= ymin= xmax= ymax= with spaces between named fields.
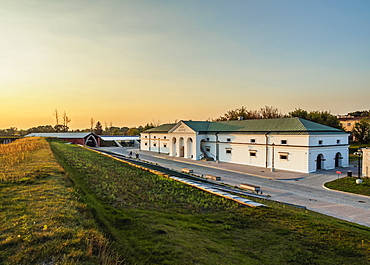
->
xmin=144 ymin=123 xmax=176 ymax=133
xmin=143 ymin=118 xmax=346 ymax=134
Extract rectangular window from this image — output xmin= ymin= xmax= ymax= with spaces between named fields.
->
xmin=319 ymin=140 xmax=323 ymax=145
xmin=281 ymin=140 xmax=287 ymax=145
xmin=207 ymin=138 xmax=210 ymax=141
xmin=164 ymin=136 xmax=166 ymax=139
xmin=145 ymin=142 xmax=148 ymax=146
xmin=163 ymin=144 xmax=167 ymax=148
xmin=249 ymin=150 xmax=257 ymax=157
xmin=250 ymin=139 xmax=256 ymax=143
xmin=337 ymin=139 xmax=341 ymax=144
xmin=206 ymin=146 xmax=211 ymax=152
xmin=280 ymin=154 xmax=288 ymax=160
xmin=154 ymin=136 xmax=156 ymax=139
xmin=145 ymin=136 xmax=147 ymax=138
xmin=226 ymin=148 xmax=232 ymax=154
xmin=227 ymin=138 xmax=231 ymax=142
xmin=153 ymin=143 xmax=156 ymax=147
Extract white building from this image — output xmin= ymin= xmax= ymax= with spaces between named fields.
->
xmin=362 ymin=147 xmax=370 ymax=178
xmin=140 ymin=118 xmax=349 ymax=173
xmin=99 ymin=135 xmax=140 ymax=147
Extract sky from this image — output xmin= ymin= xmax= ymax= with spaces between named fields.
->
xmin=1 ymin=0 xmax=370 ymax=129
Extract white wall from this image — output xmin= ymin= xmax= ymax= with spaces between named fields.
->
xmin=362 ymin=148 xmax=370 ymax=178
xmin=308 ymin=146 xmax=349 ymax=172
xmin=140 ymin=133 xmax=170 ymax=154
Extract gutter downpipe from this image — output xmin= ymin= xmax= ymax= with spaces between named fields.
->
xmin=149 ymin=132 xmax=151 ymax=152
xmin=265 ymin=132 xmax=271 ymax=168
xmin=215 ymin=132 xmax=220 ymax=162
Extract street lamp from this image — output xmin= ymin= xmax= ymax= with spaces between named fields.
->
xmin=271 ymin=143 xmax=275 ymax=172
xmin=354 ymin=149 xmax=363 ymax=178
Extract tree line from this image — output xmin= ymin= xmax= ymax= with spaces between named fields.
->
xmin=0 ymin=109 xmax=156 ymax=137
xmin=213 ymin=106 xmax=342 ymax=129
xmin=213 ymin=106 xmax=370 ymax=144
xmin=1 ymin=106 xmax=369 ymax=144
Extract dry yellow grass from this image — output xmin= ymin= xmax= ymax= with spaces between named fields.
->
xmin=0 ymin=137 xmax=123 ymax=264
xmin=0 ymin=137 xmax=63 ymax=182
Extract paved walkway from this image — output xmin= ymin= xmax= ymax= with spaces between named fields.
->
xmin=100 ymin=147 xmax=370 ymax=228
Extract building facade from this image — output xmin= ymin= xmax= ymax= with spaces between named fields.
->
xmin=140 ymin=118 xmax=349 ymax=173
xmin=362 ymin=147 xmax=370 ymax=178
xmin=99 ymin=135 xmax=140 ymax=147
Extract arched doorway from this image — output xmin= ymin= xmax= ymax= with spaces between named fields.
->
xmin=316 ymin=154 xmax=324 ymax=170
xmin=171 ymin=137 xmax=177 ymax=156
xmin=186 ymin=138 xmax=193 ymax=158
xmin=179 ymin=137 xmax=184 ymax=157
xmin=85 ymin=135 xmax=98 ymax=147
xmin=335 ymin=152 xmax=342 ymax=167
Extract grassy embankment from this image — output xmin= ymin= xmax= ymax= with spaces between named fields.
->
xmin=49 ymin=139 xmax=370 ymax=265
xmin=0 ymin=137 xmax=122 ymax=264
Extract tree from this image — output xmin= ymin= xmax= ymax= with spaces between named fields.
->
xmin=348 ymin=110 xmax=370 ymax=117
xmin=94 ymin=121 xmax=103 ymax=135
xmin=214 ymin=106 xmax=282 ymax=121
xmin=62 ymin=111 xmax=71 ymax=132
xmin=53 ymin=109 xmax=60 ymax=132
xmin=288 ymin=109 xmax=342 ymax=129
xmin=6 ymin=127 xmax=17 ymax=135
xmin=27 ymin=125 xmax=56 ymax=134
xmin=143 ymin=123 xmax=155 ymax=131
xmin=259 ymin=105 xmax=284 ymax=119
xmin=112 ymin=128 xmax=121 ymax=135
xmin=289 ymin=108 xmax=308 ymax=119
xmin=352 ymin=118 xmax=370 ymax=144
xmin=53 ymin=124 xmax=65 ymax=133
xmin=90 ymin=118 xmax=95 ymax=133
xmin=127 ymin=128 xmax=140 ymax=136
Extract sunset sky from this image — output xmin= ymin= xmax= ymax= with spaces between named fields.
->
xmin=1 ymin=0 xmax=370 ymax=129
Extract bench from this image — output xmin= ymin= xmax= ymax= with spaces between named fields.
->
xmin=182 ymin=168 xmax=193 ymax=174
xmin=206 ymin=175 xmax=221 ymax=181
xmin=240 ymin=183 xmax=261 ymax=193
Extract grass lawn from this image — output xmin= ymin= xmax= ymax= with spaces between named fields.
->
xmin=325 ymin=177 xmax=370 ymax=197
xmin=49 ymin=139 xmax=370 ymax=265
xmin=0 ymin=138 xmax=121 ymax=264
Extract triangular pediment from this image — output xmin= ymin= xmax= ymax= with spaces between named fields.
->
xmin=168 ymin=121 xmax=196 ymax=133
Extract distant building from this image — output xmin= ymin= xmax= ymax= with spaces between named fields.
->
xmin=0 ymin=136 xmax=20 ymax=144
xmin=338 ymin=115 xmax=363 ymax=141
xmin=99 ymin=135 xmax=140 ymax=147
xmin=140 ymin=118 xmax=349 ymax=173
xmin=25 ymin=132 xmax=100 ymax=147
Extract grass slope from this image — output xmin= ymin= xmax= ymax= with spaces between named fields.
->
xmin=0 ymin=138 xmax=121 ymax=264
xmin=50 ymin=140 xmax=370 ymax=265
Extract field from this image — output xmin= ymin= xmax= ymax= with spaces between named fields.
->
xmin=48 ymin=139 xmax=370 ymax=265
xmin=2 ymin=138 xmax=370 ymax=264
xmin=0 ymin=138 xmax=121 ymax=264
xmin=325 ymin=177 xmax=370 ymax=196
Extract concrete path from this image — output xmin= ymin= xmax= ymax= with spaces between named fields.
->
xmin=100 ymin=147 xmax=370 ymax=228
